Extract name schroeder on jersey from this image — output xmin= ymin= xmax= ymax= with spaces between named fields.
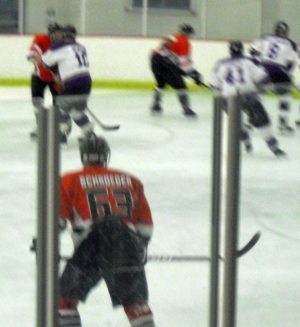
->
xmin=80 ymin=174 xmax=132 ymax=189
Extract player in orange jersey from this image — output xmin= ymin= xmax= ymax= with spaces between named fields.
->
xmin=58 ymin=134 xmax=155 ymax=327
xmin=26 ymin=22 xmax=64 ymax=140
xmin=150 ymin=23 xmax=203 ymax=117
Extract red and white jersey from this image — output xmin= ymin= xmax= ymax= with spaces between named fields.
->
xmin=61 ymin=165 xmax=154 ymax=241
xmin=26 ymin=34 xmax=54 ymax=82
xmin=154 ymin=33 xmax=194 ymax=73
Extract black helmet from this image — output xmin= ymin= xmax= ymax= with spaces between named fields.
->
xmin=80 ymin=134 xmax=110 ymax=166
xmin=229 ymin=40 xmax=244 ymax=56
xmin=47 ymin=22 xmax=63 ymax=36
xmin=274 ymin=21 xmax=289 ymax=37
xmin=63 ymin=24 xmax=77 ymax=39
xmin=179 ymin=23 xmax=195 ymax=35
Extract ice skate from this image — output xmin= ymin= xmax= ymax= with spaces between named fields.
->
xmin=278 ymin=117 xmax=294 ymax=133
xmin=245 ymin=143 xmax=253 ymax=154
xmin=29 ymin=129 xmax=38 ymax=141
xmin=60 ymin=131 xmax=68 ymax=144
xmin=151 ymin=103 xmax=163 ymax=113
xmin=273 ymin=148 xmax=286 ymax=158
xmin=183 ymin=108 xmax=197 ymax=117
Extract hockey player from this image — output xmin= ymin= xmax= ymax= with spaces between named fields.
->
xmin=249 ymin=21 xmax=299 ymax=132
xmin=40 ymin=25 xmax=95 ymax=143
xmin=26 ymin=22 xmax=64 ymax=140
xmin=150 ymin=23 xmax=202 ymax=117
xmin=209 ymin=40 xmax=286 ymax=157
xmin=58 ymin=134 xmax=155 ymax=327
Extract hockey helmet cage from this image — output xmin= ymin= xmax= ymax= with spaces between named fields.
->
xmin=274 ymin=21 xmax=289 ymax=36
xmin=47 ymin=22 xmax=63 ymax=36
xmin=63 ymin=24 xmax=77 ymax=39
xmin=80 ymin=134 xmax=110 ymax=166
xmin=179 ymin=23 xmax=195 ymax=35
xmin=229 ymin=40 xmax=244 ymax=56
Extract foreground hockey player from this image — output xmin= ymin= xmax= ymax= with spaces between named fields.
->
xmin=209 ymin=40 xmax=286 ymax=157
xmin=249 ymin=21 xmax=299 ymax=132
xmin=58 ymin=134 xmax=155 ymax=327
xmin=150 ymin=23 xmax=202 ymax=117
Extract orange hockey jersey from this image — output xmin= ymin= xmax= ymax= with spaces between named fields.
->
xmin=60 ymin=165 xmax=154 ymax=240
xmin=154 ymin=33 xmax=194 ymax=73
xmin=27 ymin=34 xmax=54 ymax=82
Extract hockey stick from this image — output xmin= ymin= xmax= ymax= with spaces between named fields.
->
xmin=235 ymin=231 xmax=261 ymax=258
xmin=86 ymin=108 xmax=120 ymax=131
xmin=58 ymin=253 xmax=211 ymax=262
xmin=147 ymin=255 xmax=210 ymax=262
xmin=148 ymin=232 xmax=261 ymax=262
xmin=58 ymin=232 xmax=261 ymax=262
xmin=198 ymin=81 xmax=211 ymax=90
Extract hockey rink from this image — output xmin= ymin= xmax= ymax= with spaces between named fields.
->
xmin=0 ymin=87 xmax=300 ymax=327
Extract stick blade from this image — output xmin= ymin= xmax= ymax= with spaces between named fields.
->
xmin=101 ymin=124 xmax=120 ymax=131
xmin=148 ymin=255 xmax=210 ymax=262
xmin=237 ymin=231 xmax=261 ymax=258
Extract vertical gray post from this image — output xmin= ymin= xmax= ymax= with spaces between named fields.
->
xmin=18 ymin=0 xmax=25 ymax=34
xmin=36 ymin=105 xmax=60 ymax=327
xmin=209 ymin=95 xmax=223 ymax=327
xmin=221 ymin=94 xmax=242 ymax=327
xmin=141 ymin=0 xmax=149 ymax=36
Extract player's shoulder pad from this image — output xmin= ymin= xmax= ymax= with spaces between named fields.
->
xmin=244 ymin=56 xmax=260 ymax=65
xmin=211 ymin=57 xmax=229 ymax=72
xmin=166 ymin=34 xmax=178 ymax=43
xmin=50 ymin=41 xmax=68 ymax=50
xmin=62 ymin=169 xmax=84 ymax=179
xmin=33 ymin=34 xmax=50 ymax=43
xmin=286 ymin=38 xmax=298 ymax=51
xmin=261 ymin=33 xmax=274 ymax=40
xmin=221 ymin=56 xmax=236 ymax=64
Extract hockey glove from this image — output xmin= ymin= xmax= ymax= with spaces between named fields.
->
xmin=137 ymin=235 xmax=149 ymax=265
xmin=188 ymin=70 xmax=203 ymax=85
xmin=30 ymin=237 xmax=37 ymax=252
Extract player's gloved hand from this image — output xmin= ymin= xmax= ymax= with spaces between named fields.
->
xmin=30 ymin=237 xmax=37 ymax=252
xmin=188 ymin=69 xmax=203 ymax=85
xmin=32 ymin=53 xmax=41 ymax=64
xmin=137 ymin=235 xmax=150 ymax=265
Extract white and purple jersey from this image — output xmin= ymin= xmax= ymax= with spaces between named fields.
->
xmin=41 ymin=41 xmax=90 ymax=84
xmin=250 ymin=34 xmax=298 ymax=73
xmin=209 ymin=56 xmax=269 ymax=97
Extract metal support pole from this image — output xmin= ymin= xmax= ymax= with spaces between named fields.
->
xmin=209 ymin=96 xmax=223 ymax=327
xmin=80 ymin=0 xmax=87 ymax=35
xmin=142 ymin=0 xmax=148 ymax=36
xmin=36 ymin=105 xmax=60 ymax=327
xmin=18 ymin=0 xmax=25 ymax=34
xmin=200 ymin=0 xmax=207 ymax=39
xmin=221 ymin=94 xmax=242 ymax=327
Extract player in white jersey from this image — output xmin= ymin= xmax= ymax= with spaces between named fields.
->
xmin=40 ymin=25 xmax=94 ymax=143
xmin=249 ymin=21 xmax=299 ymax=132
xmin=209 ymin=40 xmax=285 ymax=157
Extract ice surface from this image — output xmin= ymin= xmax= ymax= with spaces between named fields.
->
xmin=0 ymin=87 xmax=299 ymax=327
